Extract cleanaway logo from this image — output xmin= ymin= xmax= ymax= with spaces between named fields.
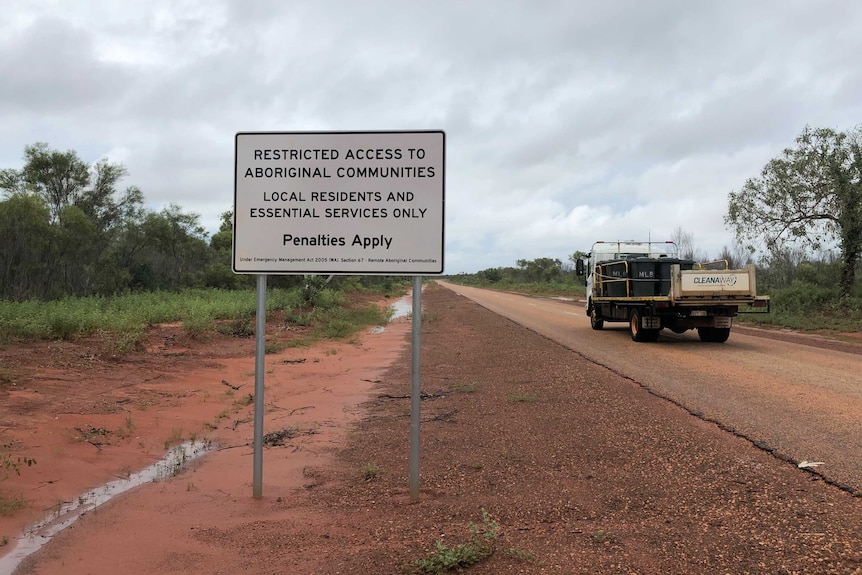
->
xmin=693 ymin=275 xmax=739 ymax=286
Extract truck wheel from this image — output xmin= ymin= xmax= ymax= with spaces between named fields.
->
xmin=630 ymin=310 xmax=659 ymax=342
xmin=697 ymin=327 xmax=730 ymax=342
xmin=590 ymin=307 xmax=604 ymax=330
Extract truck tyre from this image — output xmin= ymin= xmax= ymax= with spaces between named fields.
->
xmin=697 ymin=327 xmax=731 ymax=343
xmin=629 ymin=310 xmax=659 ymax=342
xmin=590 ymin=307 xmax=604 ymax=330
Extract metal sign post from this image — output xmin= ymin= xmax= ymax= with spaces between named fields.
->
xmin=409 ymin=275 xmax=422 ymax=502
xmin=252 ymin=274 xmax=267 ymax=499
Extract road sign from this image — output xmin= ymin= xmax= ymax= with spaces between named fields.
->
xmin=233 ymin=130 xmax=445 ymax=275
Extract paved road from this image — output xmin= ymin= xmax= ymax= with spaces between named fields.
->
xmin=436 ymin=281 xmax=862 ymax=495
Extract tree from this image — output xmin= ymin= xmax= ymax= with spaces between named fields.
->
xmin=136 ymin=204 xmax=210 ymax=290
xmin=76 ymin=160 xmax=143 ymax=234
xmin=209 ymin=209 xmax=233 ymax=253
xmin=480 ymin=268 xmax=503 ymax=283
xmin=0 ymin=194 xmax=53 ymax=300
xmin=669 ymin=227 xmax=708 ymax=262
xmin=0 ymin=143 xmax=90 ymax=222
xmin=726 ymin=126 xmax=862 ymax=296
xmin=568 ymin=251 xmax=587 ymax=276
xmin=516 ymin=257 xmax=562 ymax=282
xmin=716 ymin=243 xmax=753 ymax=270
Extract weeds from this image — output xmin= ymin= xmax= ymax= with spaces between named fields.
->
xmin=182 ymin=312 xmax=213 ymax=339
xmin=99 ymin=328 xmax=145 ymax=356
xmin=0 ymin=494 xmax=26 ymax=516
xmin=112 ymin=414 xmax=135 ymax=439
xmin=264 ymin=338 xmax=284 ymax=354
xmin=215 ymin=317 xmax=254 ymax=337
xmin=1 ymin=444 xmax=36 ymax=519
xmin=506 ymin=547 xmax=538 ymax=563
xmin=592 ymin=529 xmax=616 ymax=544
xmin=452 ymin=381 xmax=480 ymax=393
xmin=233 ymin=394 xmax=254 ymax=409
xmin=361 ymin=463 xmax=382 ymax=482
xmin=410 ymin=509 xmax=498 ymax=574
xmin=163 ymin=428 xmax=183 ymax=449
xmin=0 ymin=367 xmax=14 ymax=386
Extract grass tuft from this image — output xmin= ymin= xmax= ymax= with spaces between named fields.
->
xmin=410 ymin=509 xmax=498 ymax=574
xmin=360 ymin=463 xmax=382 ymax=482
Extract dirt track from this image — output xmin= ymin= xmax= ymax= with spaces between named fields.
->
xmin=2 ymin=283 xmax=861 ymax=574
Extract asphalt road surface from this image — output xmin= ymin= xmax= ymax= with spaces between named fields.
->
xmin=436 ymin=281 xmax=862 ymax=495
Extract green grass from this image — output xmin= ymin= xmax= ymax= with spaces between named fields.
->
xmin=0 ymin=286 xmax=397 ymax=355
xmin=735 ymin=283 xmax=862 ymax=333
xmin=0 ymin=287 xmax=318 ymax=341
xmin=452 ymin=381 xmax=481 ymax=393
xmin=0 ymin=493 xmax=26 ymax=517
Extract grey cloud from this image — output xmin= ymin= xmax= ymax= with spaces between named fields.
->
xmin=0 ymin=17 xmax=134 ymax=113
xmin=3 ymin=0 xmax=862 ymax=273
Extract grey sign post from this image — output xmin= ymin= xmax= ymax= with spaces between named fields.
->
xmin=233 ymin=130 xmax=445 ymax=500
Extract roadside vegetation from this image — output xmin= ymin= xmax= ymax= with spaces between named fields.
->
xmin=446 ymin=248 xmax=861 ymax=335
xmin=0 ymin=279 xmax=403 ymax=344
xmin=447 ymin=254 xmax=861 ymax=335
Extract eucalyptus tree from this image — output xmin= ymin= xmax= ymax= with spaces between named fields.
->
xmin=726 ymin=126 xmax=862 ymax=296
xmin=0 ymin=194 xmax=52 ymax=299
xmin=0 ymin=142 xmax=89 ymax=223
xmin=1 ymin=143 xmax=214 ymax=298
xmin=516 ymin=257 xmax=563 ymax=282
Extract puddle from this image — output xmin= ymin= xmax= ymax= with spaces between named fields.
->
xmin=368 ymin=293 xmax=416 ymax=334
xmin=389 ymin=296 xmax=413 ymax=320
xmin=389 ymin=287 xmax=424 ymax=322
xmin=0 ymin=440 xmax=212 ymax=574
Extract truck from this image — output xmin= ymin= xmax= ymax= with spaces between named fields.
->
xmin=576 ymin=241 xmax=770 ymax=342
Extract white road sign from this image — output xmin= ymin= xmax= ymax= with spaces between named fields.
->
xmin=233 ymin=130 xmax=445 ymax=274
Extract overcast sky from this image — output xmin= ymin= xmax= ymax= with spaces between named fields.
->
xmin=2 ymin=0 xmax=860 ymax=274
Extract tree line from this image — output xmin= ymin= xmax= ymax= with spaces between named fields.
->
xmin=0 ymin=143 xmax=234 ymax=300
xmin=3 ymin=125 xmax=860 ymax=306
xmin=0 ymin=143 xmax=406 ymax=301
